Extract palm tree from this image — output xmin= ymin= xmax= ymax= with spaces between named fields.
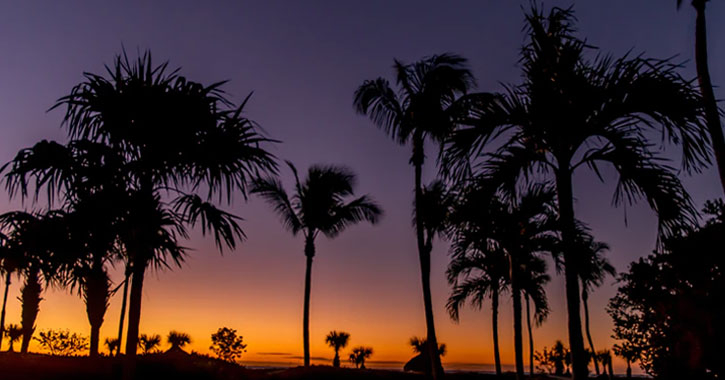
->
xmin=0 ymin=239 xmax=21 ymax=352
xmin=677 ymin=0 xmax=725 ymax=192
xmin=521 ymin=258 xmax=550 ymax=376
xmin=325 ymin=330 xmax=350 ymax=367
xmin=443 ymin=7 xmax=708 ymax=379
xmin=105 ymin=337 xmax=120 ymax=356
xmin=446 ymin=249 xmax=508 ymax=375
xmin=4 ymin=323 xmax=22 ymax=352
xmin=115 ymin=263 xmax=131 ymax=356
xmin=167 ymin=331 xmax=191 ymax=351
xmin=139 ymin=333 xmax=162 ymax=354
xmin=252 ymin=163 xmax=381 ymax=367
xmin=355 ymin=53 xmax=475 ymax=380
xmin=45 ymin=51 xmax=278 ymax=368
xmin=349 ymin=346 xmax=373 ymax=369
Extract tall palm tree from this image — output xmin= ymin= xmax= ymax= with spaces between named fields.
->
xmin=677 ymin=0 xmax=725 ymax=193
xmin=444 ymin=7 xmax=708 ymax=379
xmin=325 ymin=330 xmax=350 ymax=367
xmin=43 ymin=51 xmax=278 ymax=368
xmin=253 ymin=163 xmax=381 ymax=367
xmin=446 ymin=246 xmax=508 ymax=375
xmin=521 ymin=258 xmax=550 ymax=376
xmin=355 ymin=53 xmax=475 ymax=380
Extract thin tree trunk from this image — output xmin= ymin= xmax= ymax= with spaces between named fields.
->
xmin=491 ymin=288 xmax=502 ymax=376
xmin=116 ymin=268 xmax=130 ymax=356
xmin=20 ymin=268 xmax=42 ymax=354
xmin=526 ymin=294 xmax=534 ymax=376
xmin=583 ymin=290 xmax=599 ymax=375
xmin=626 ymin=360 xmax=632 ymax=378
xmin=86 ymin=264 xmax=110 ymax=357
xmin=0 ymin=274 xmax=11 ymax=352
xmin=303 ymin=236 xmax=315 ymax=367
xmin=333 ymin=349 xmax=340 ymax=367
xmin=511 ymin=272 xmax=524 ymax=380
xmin=413 ymin=136 xmax=444 ymax=380
xmin=607 ymin=357 xmax=614 ymax=379
xmin=556 ymin=168 xmax=588 ymax=380
xmin=693 ymin=0 xmax=725 ymax=193
xmin=123 ymin=260 xmax=146 ymax=380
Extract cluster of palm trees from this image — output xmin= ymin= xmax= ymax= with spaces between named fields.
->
xmin=0 ymin=3 xmax=721 ymax=380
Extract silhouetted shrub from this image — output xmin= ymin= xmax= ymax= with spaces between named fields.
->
xmin=33 ymin=329 xmax=88 ymax=356
xmin=210 ymin=327 xmax=246 ymax=363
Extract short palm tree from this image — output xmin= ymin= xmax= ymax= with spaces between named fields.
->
xmin=167 ymin=331 xmax=191 ymax=351
xmin=677 ymin=0 xmax=725 ymax=193
xmin=105 ymin=337 xmax=120 ymax=356
xmin=444 ymin=7 xmax=708 ymax=379
xmin=5 ymin=323 xmax=22 ymax=352
xmin=349 ymin=346 xmax=373 ymax=369
xmin=325 ymin=330 xmax=350 ymax=367
xmin=355 ymin=53 xmax=474 ymax=380
xmin=139 ymin=333 xmax=162 ymax=354
xmin=253 ymin=162 xmax=381 ymax=367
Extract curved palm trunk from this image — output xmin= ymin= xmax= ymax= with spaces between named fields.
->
xmin=413 ymin=136 xmax=444 ymax=380
xmin=583 ymin=290 xmax=599 ymax=375
xmin=526 ymin=294 xmax=534 ymax=376
xmin=491 ymin=288 xmax=502 ymax=376
xmin=693 ymin=0 xmax=725 ymax=193
xmin=556 ymin=168 xmax=588 ymax=380
xmin=86 ymin=263 xmax=110 ymax=357
xmin=116 ymin=268 xmax=130 ymax=356
xmin=20 ymin=268 xmax=42 ymax=354
xmin=303 ymin=236 xmax=315 ymax=367
xmin=123 ymin=259 xmax=147 ymax=380
xmin=0 ymin=274 xmax=11 ymax=352
xmin=511 ymin=271 xmax=524 ymax=380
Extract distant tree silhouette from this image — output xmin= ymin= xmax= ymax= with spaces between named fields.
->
xmin=597 ymin=349 xmax=613 ymax=378
xmin=404 ymin=337 xmax=446 ymax=374
xmin=34 ymin=329 xmax=88 ymax=356
xmin=608 ymin=200 xmax=725 ymax=378
xmin=4 ymin=323 xmax=22 ymax=352
xmin=210 ymin=327 xmax=247 ymax=363
xmin=0 ymin=235 xmax=22 ymax=352
xmin=443 ymin=6 xmax=708 ymax=379
xmin=613 ymin=342 xmax=638 ymax=379
xmin=355 ymin=53 xmax=474 ymax=380
xmin=47 ymin=51 xmax=277 ymax=371
xmin=105 ymin=337 xmax=120 ymax=356
xmin=253 ymin=163 xmax=381 ymax=367
xmin=677 ymin=0 xmax=725 ymax=193
xmin=138 ymin=334 xmax=161 ymax=354
xmin=325 ymin=330 xmax=350 ymax=367
xmin=349 ymin=346 xmax=373 ymax=369
xmin=167 ymin=331 xmax=191 ymax=351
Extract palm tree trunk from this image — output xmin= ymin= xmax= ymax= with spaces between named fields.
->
xmin=333 ymin=349 xmax=340 ymax=368
xmin=526 ymin=294 xmax=534 ymax=376
xmin=413 ymin=135 xmax=444 ymax=380
xmin=583 ymin=290 xmax=599 ymax=375
xmin=555 ymin=168 xmax=588 ymax=380
xmin=626 ymin=360 xmax=632 ymax=378
xmin=86 ymin=264 xmax=110 ymax=357
xmin=0 ymin=274 xmax=11 ymax=352
xmin=511 ymin=273 xmax=524 ymax=380
xmin=116 ymin=267 xmax=130 ymax=356
xmin=607 ymin=357 xmax=614 ymax=379
xmin=491 ymin=288 xmax=502 ymax=376
xmin=693 ymin=0 xmax=725 ymax=193
xmin=20 ymin=268 xmax=42 ymax=354
xmin=303 ymin=236 xmax=315 ymax=367
xmin=123 ymin=259 xmax=146 ymax=380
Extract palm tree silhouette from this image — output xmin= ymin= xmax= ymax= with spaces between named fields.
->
xmin=521 ymin=257 xmax=550 ymax=376
xmin=105 ymin=337 xmax=120 ymax=356
xmin=325 ymin=330 xmax=350 ymax=367
xmin=677 ymin=0 xmax=725 ymax=193
xmin=139 ymin=333 xmax=162 ymax=354
xmin=0 ymin=237 xmax=22 ymax=352
xmin=4 ymin=323 xmax=22 ymax=352
xmin=253 ymin=162 xmax=381 ymax=367
xmin=443 ymin=7 xmax=708 ymax=379
xmin=48 ymin=51 xmax=278 ymax=368
xmin=167 ymin=331 xmax=191 ymax=351
xmin=349 ymin=346 xmax=373 ymax=369
xmin=355 ymin=53 xmax=474 ymax=380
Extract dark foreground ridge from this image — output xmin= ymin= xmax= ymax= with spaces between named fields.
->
xmin=0 ymin=352 xmax=546 ymax=380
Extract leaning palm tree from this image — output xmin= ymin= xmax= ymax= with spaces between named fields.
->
xmin=5 ymin=323 xmax=22 ymax=352
xmin=325 ymin=330 xmax=350 ymax=367
xmin=355 ymin=53 xmax=474 ymax=380
xmin=677 ymin=0 xmax=725 ymax=193
xmin=349 ymin=346 xmax=373 ymax=369
xmin=443 ymin=7 xmax=708 ymax=379
xmin=253 ymin=163 xmax=381 ymax=367
xmin=39 ymin=51 xmax=277 ymax=369
xmin=139 ymin=333 xmax=162 ymax=354
xmin=167 ymin=331 xmax=191 ymax=351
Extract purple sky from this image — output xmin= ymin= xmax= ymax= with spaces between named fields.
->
xmin=0 ymin=0 xmax=723 ymax=371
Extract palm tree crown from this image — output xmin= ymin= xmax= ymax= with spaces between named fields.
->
xmin=167 ymin=331 xmax=191 ymax=349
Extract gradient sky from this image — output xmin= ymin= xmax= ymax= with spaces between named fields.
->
xmin=1 ymin=0 xmax=723 ymax=374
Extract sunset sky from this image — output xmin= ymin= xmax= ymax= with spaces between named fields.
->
xmin=0 ymin=0 xmax=723 ymax=374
